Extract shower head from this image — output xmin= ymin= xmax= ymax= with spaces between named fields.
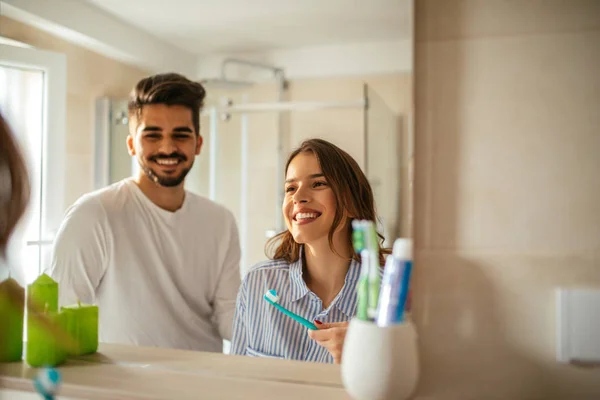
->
xmin=199 ymin=78 xmax=254 ymax=90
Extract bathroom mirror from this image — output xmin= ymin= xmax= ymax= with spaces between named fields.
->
xmin=1 ymin=0 xmax=414 ymax=361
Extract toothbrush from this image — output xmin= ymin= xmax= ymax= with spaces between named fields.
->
xmin=352 ymin=220 xmax=370 ymax=321
xmin=263 ymin=289 xmax=318 ymax=330
xmin=365 ymin=221 xmax=381 ymax=320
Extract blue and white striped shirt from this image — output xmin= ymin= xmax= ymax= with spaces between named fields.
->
xmin=230 ymin=248 xmax=361 ymax=363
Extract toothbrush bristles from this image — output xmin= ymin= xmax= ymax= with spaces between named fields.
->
xmin=264 ymin=289 xmax=279 ymax=303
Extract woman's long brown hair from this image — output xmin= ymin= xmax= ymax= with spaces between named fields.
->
xmin=0 ymin=112 xmax=79 ymax=356
xmin=0 ymin=112 xmax=30 ymax=259
xmin=265 ymin=138 xmax=390 ymax=265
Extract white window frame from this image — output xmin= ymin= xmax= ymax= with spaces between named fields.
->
xmin=0 ymin=44 xmax=67 ymax=275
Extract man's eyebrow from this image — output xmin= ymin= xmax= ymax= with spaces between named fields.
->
xmin=141 ymin=126 xmax=193 ymax=133
xmin=173 ymin=127 xmax=193 ymax=133
xmin=141 ymin=126 xmax=162 ymax=132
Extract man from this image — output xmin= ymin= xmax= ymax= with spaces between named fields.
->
xmin=50 ymin=73 xmax=241 ymax=352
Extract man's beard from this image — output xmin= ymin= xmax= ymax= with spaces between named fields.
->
xmin=139 ymin=153 xmax=192 ymax=187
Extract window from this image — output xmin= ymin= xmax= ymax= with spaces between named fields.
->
xmin=0 ymin=44 xmax=66 ymax=284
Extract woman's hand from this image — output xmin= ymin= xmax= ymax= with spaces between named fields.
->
xmin=307 ymin=320 xmax=349 ymax=364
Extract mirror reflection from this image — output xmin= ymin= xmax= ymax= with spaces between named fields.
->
xmin=0 ymin=0 xmax=414 ymax=368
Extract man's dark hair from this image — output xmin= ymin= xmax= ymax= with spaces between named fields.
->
xmin=128 ymin=73 xmax=206 ymax=135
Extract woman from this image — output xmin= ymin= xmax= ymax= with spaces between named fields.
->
xmin=0 ymin=111 xmax=30 ymax=271
xmin=0 ymin=111 xmax=76 ymax=358
xmin=230 ymin=138 xmax=388 ymax=364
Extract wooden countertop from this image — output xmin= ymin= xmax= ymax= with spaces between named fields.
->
xmin=0 ymin=343 xmax=350 ymax=399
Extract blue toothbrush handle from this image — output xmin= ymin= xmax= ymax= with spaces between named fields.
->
xmin=396 ymin=261 xmax=413 ymax=322
xmin=272 ymin=303 xmax=318 ymax=330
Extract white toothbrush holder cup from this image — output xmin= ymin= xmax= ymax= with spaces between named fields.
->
xmin=341 ymin=318 xmax=419 ymax=400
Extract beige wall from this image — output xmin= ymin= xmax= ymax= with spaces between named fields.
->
xmin=413 ymin=1 xmax=600 ymax=399
xmin=186 ymin=72 xmax=413 ymax=270
xmin=0 ymin=16 xmax=150 ymax=208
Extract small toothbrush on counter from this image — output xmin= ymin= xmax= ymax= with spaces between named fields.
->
xmin=33 ymin=368 xmax=61 ymax=400
xmin=263 ymin=289 xmax=318 ymax=330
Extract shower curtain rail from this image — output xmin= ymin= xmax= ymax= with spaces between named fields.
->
xmin=201 ymin=99 xmax=366 ymax=115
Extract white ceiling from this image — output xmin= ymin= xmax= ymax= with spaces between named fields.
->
xmin=87 ymin=0 xmax=412 ymax=55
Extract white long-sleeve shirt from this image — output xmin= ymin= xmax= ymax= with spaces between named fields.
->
xmin=49 ymin=178 xmax=241 ymax=352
